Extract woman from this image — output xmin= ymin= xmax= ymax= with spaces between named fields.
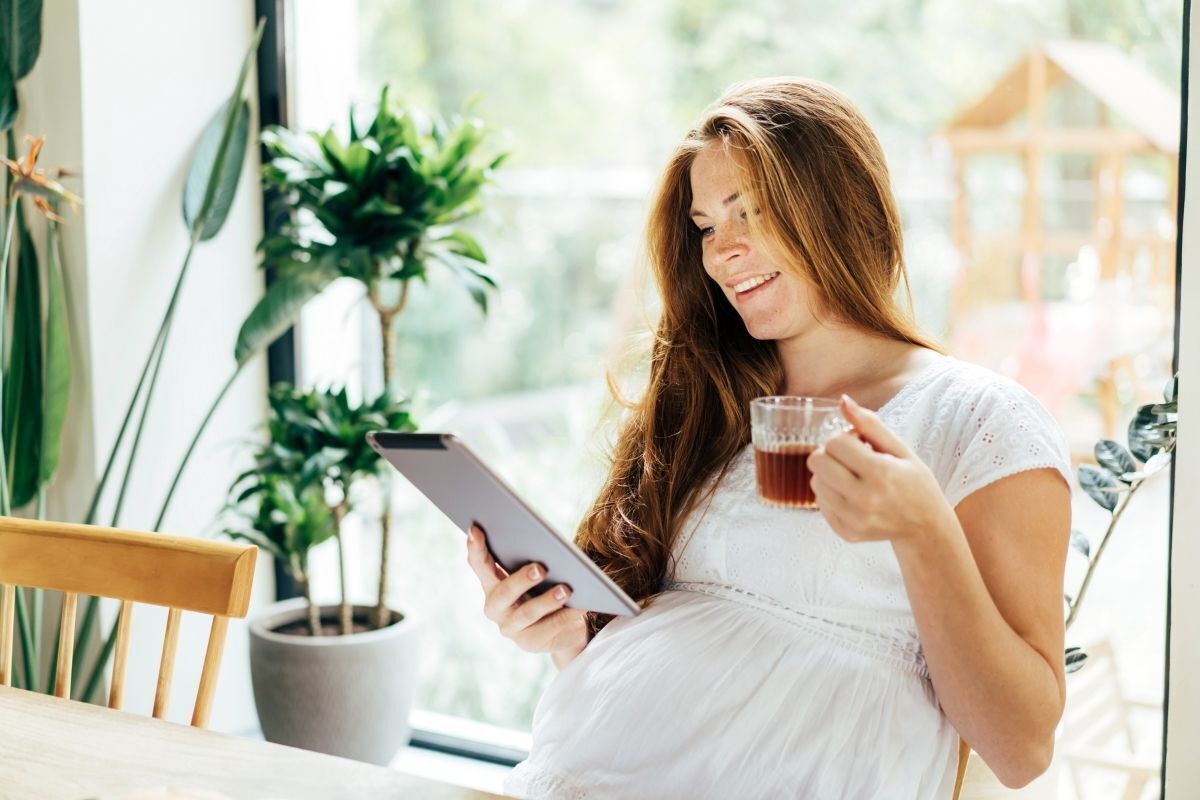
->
xmin=466 ymin=77 xmax=1073 ymax=799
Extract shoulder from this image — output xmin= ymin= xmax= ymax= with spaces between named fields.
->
xmin=910 ymin=358 xmax=1073 ymax=508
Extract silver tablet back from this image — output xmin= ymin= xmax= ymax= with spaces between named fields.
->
xmin=368 ymin=431 xmax=640 ymax=617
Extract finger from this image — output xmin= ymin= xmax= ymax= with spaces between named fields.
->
xmin=811 ymin=471 xmax=850 ymax=516
xmin=484 ymin=561 xmax=547 ymax=622
xmin=500 ymin=583 xmax=573 ymax=639
xmin=839 ymin=395 xmax=910 ymax=458
xmin=465 ymin=525 xmax=504 ymax=593
xmin=514 ymin=607 xmax=588 ymax=653
xmin=809 ymin=444 xmax=861 ymax=494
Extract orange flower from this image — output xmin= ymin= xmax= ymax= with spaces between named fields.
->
xmin=1 ymin=135 xmax=82 ymax=222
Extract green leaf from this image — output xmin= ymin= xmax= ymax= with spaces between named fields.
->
xmin=1129 ymin=406 xmax=1169 ymax=463
xmin=181 ymin=18 xmax=263 ymax=241
xmin=4 ymin=201 xmax=40 ymax=507
xmin=437 ymin=229 xmax=488 ymax=262
xmin=182 ymin=99 xmax=251 ymax=241
xmin=1064 ymin=649 xmax=1088 ymax=674
xmin=0 ymin=0 xmax=43 ymax=81
xmin=1121 ymin=451 xmax=1173 ymax=482
xmin=0 ymin=58 xmax=16 ymax=133
xmin=234 ymin=267 xmax=337 ymax=365
xmin=39 ymin=219 xmax=70 ymax=486
xmin=1069 ymin=529 xmax=1090 ymax=558
xmin=1164 ymin=373 xmax=1178 ymax=403
xmin=1078 ymin=463 xmax=1120 ymax=512
xmin=1094 ymin=439 xmax=1137 ymax=482
xmin=429 ymin=249 xmax=496 ymax=313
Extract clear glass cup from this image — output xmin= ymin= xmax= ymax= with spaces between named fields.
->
xmin=750 ymin=396 xmax=850 ymax=509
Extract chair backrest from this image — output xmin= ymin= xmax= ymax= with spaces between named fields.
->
xmin=0 ymin=516 xmax=256 ymax=728
xmin=953 ymin=737 xmax=970 ymax=800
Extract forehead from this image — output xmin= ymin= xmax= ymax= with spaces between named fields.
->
xmin=689 ymin=143 xmax=738 ymax=196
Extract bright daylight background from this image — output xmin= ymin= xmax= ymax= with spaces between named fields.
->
xmin=284 ymin=2 xmax=1179 ymax=796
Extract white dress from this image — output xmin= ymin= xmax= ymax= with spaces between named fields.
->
xmin=504 ymin=356 xmax=1074 ymax=799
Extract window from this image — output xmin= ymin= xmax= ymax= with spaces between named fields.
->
xmin=281 ymin=2 xmax=1182 ymax=791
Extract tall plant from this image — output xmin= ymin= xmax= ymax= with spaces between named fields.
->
xmin=230 ymin=87 xmax=506 ymax=629
xmin=0 ymin=20 xmax=276 ymax=702
xmin=223 ymin=385 xmax=414 ymax=635
xmin=1063 ymin=372 xmax=1179 ymax=674
xmin=0 ymin=0 xmax=78 ymax=694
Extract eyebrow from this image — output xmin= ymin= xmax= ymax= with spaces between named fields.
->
xmin=688 ymin=192 xmax=740 ymax=219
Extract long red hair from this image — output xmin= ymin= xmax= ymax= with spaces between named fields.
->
xmin=577 ymin=77 xmax=943 ymax=637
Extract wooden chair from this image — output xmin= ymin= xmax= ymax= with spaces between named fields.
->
xmin=0 ymin=516 xmax=256 ymax=728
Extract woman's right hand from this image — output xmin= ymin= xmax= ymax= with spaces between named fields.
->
xmin=466 ymin=524 xmax=589 ymax=668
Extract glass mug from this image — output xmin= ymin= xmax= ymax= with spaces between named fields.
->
xmin=750 ymin=396 xmax=852 ymax=509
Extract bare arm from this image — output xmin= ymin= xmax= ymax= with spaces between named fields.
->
xmin=808 ymin=395 xmax=1071 ymax=788
xmin=893 ymin=469 xmax=1070 ymax=787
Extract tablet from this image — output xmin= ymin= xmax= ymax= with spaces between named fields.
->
xmin=367 ymin=431 xmax=641 ymax=617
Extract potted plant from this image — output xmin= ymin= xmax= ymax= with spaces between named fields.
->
xmin=223 ymin=385 xmax=418 ymax=764
xmin=221 ymin=89 xmax=505 ymax=763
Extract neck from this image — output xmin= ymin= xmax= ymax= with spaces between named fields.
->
xmin=774 ymin=323 xmax=917 ymax=400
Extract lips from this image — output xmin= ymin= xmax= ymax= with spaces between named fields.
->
xmin=731 ymin=272 xmax=780 ymax=297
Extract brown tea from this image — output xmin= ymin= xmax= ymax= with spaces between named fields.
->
xmin=754 ymin=444 xmax=818 ymax=508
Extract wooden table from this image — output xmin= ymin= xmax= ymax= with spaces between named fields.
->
xmin=0 ymin=686 xmax=507 ymax=799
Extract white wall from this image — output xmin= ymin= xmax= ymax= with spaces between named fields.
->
xmin=16 ymin=0 xmax=273 ymax=733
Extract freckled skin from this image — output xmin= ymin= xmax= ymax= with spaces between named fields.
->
xmin=689 ymin=144 xmax=823 ymax=344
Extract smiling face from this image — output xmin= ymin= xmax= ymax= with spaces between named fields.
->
xmin=688 ymin=142 xmax=824 ymax=344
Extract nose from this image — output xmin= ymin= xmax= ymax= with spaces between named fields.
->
xmin=712 ymin=218 xmax=750 ymax=263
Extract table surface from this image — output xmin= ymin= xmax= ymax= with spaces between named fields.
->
xmin=0 ymin=685 xmax=508 ymax=800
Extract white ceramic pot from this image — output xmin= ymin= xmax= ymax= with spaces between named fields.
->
xmin=248 ymin=597 xmax=421 ymax=766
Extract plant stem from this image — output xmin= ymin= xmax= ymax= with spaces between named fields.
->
xmin=13 ymin=587 xmax=34 ymax=691
xmin=110 ymin=236 xmax=201 ymax=528
xmin=153 ymin=366 xmax=242 ymax=531
xmin=82 ymin=235 xmax=200 ymax=527
xmin=333 ymin=499 xmax=351 ymax=635
xmin=0 ymin=198 xmax=18 ymax=517
xmin=76 ymin=366 xmax=245 ymax=701
xmin=299 ymin=574 xmax=320 ymax=636
xmin=71 ymin=237 xmax=200 ymax=699
xmin=1066 ymin=479 xmax=1144 ymax=629
xmin=369 ymin=284 xmax=407 ymax=630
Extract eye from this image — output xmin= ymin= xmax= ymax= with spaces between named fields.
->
xmin=697 ymin=225 xmax=715 ymax=238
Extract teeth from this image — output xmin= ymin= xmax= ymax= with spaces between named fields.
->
xmin=733 ymin=272 xmax=779 ymax=293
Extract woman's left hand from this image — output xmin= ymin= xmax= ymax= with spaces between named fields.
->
xmin=807 ymin=394 xmax=952 ymax=546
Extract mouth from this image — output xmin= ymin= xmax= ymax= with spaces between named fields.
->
xmin=731 ymin=272 xmax=780 ymax=298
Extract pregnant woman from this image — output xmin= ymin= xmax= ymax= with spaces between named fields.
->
xmin=467 ymin=76 xmax=1073 ymax=799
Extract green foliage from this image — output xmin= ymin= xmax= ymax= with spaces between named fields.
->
xmin=0 ymin=0 xmax=43 ymax=131
xmin=224 ymin=475 xmax=333 ymax=585
xmin=222 ymin=384 xmax=416 ymax=592
xmin=1067 ymin=372 xmax=1179 ymax=643
xmin=182 ymin=20 xmax=262 ymax=242
xmin=254 ymin=86 xmax=504 ymax=313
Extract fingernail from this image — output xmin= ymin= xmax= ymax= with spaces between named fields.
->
xmin=555 ymin=586 xmax=567 ymax=600
xmin=529 ymin=564 xmax=542 ymax=580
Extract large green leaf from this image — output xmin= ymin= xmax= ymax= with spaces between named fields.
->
xmin=0 ymin=58 xmax=15 ymax=133
xmin=0 ymin=0 xmax=43 ymax=81
xmin=1078 ymin=463 xmax=1120 ymax=512
xmin=235 ymin=267 xmax=337 ymax=365
xmin=39 ymin=220 xmax=70 ymax=486
xmin=182 ymin=99 xmax=251 ymax=241
xmin=181 ymin=18 xmax=263 ymax=241
xmin=1094 ymin=439 xmax=1137 ymax=483
xmin=4 ymin=201 xmax=40 ymax=508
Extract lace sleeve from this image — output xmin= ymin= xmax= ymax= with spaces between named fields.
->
xmin=942 ymin=378 xmax=1073 ymax=509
